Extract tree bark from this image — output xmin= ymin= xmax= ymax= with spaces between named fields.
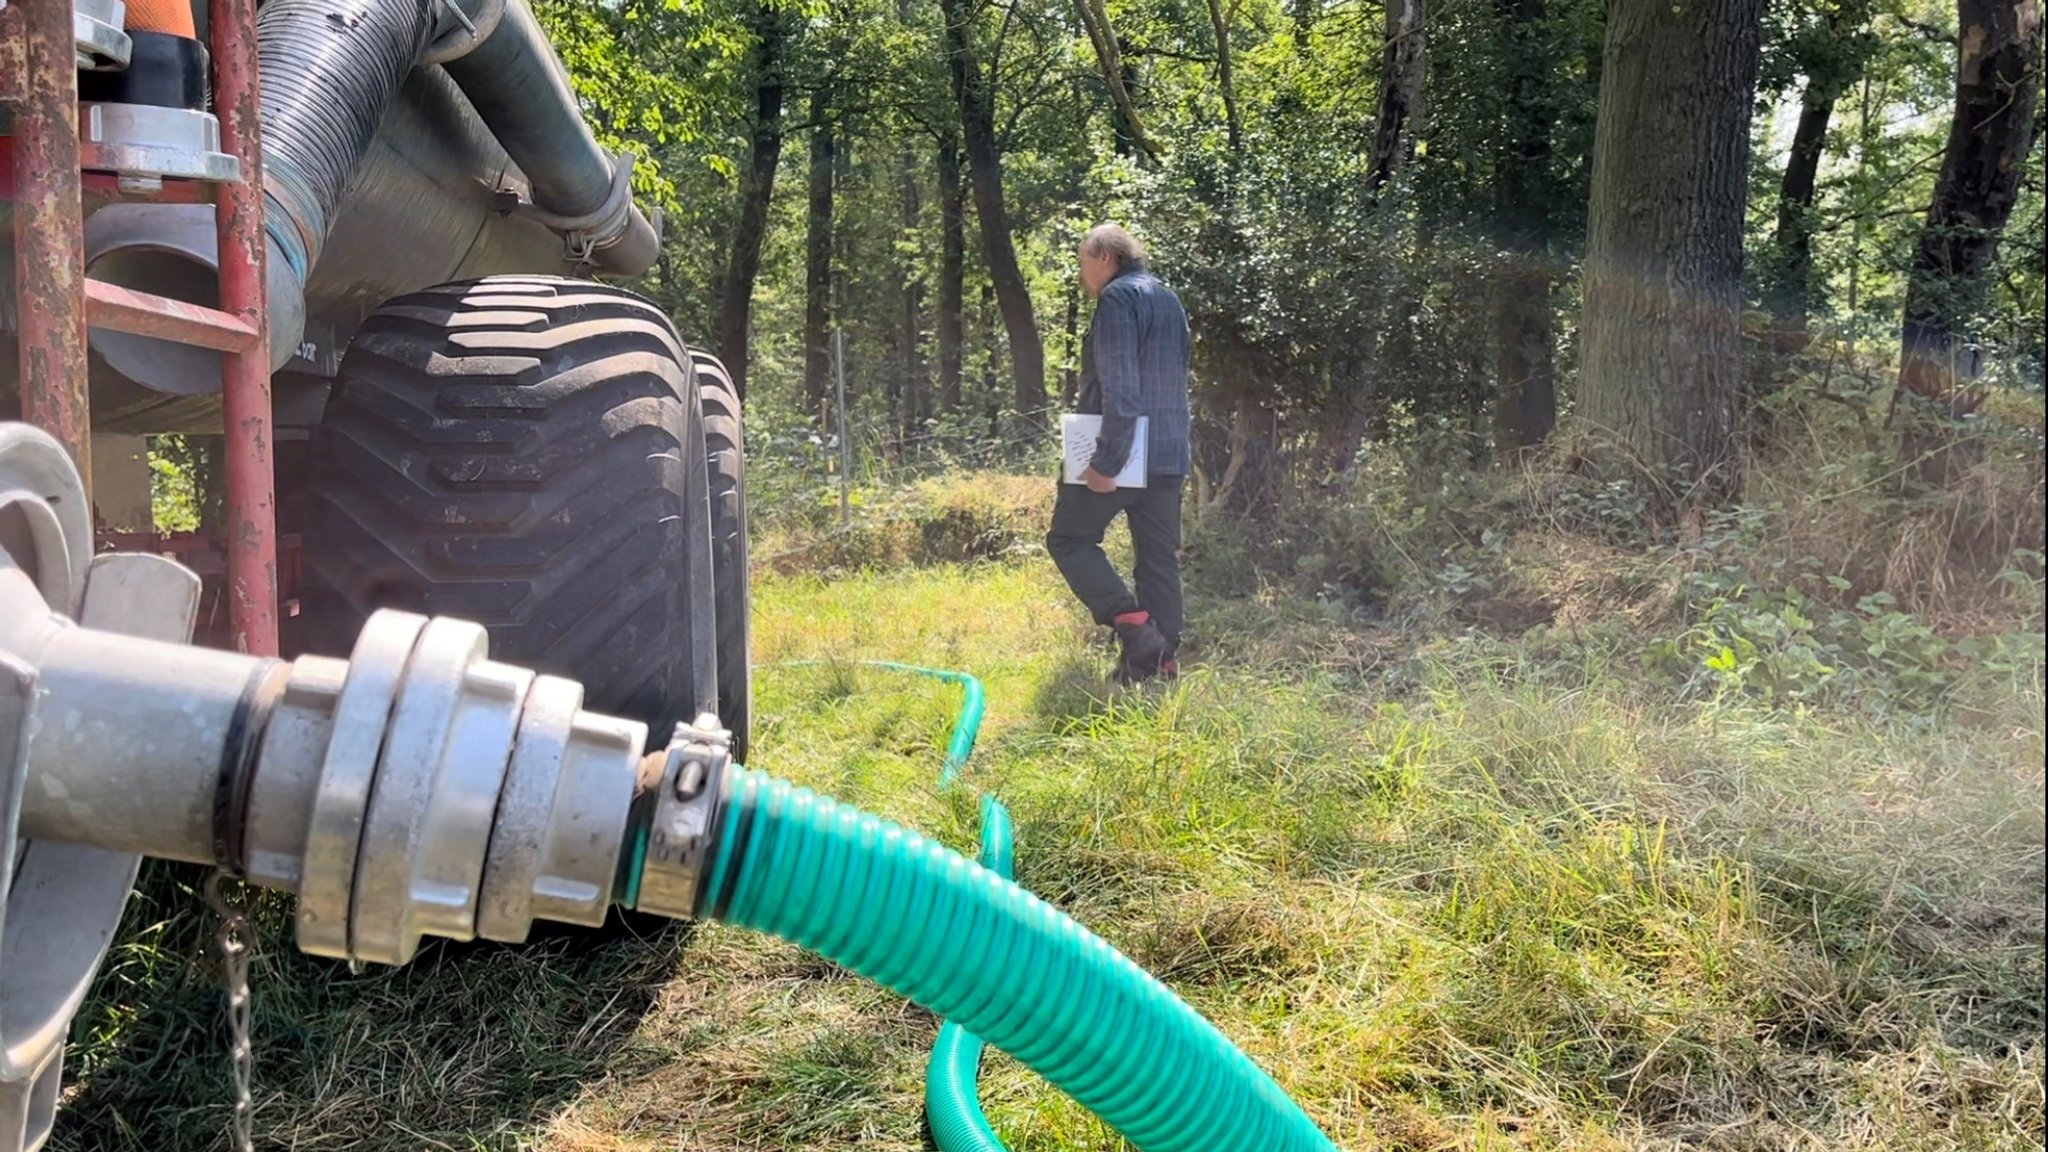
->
xmin=1366 ymin=0 xmax=1427 ymax=196
xmin=1492 ymin=0 xmax=1557 ymax=456
xmin=1765 ymin=82 xmax=1838 ymax=336
xmin=803 ymin=89 xmax=836 ymax=420
xmin=937 ymin=133 xmax=966 ymax=412
xmin=1074 ymin=0 xmax=1160 ymax=159
xmin=715 ymin=0 xmax=790 ymax=401
xmin=943 ymin=0 xmax=1047 ymax=424
xmin=1897 ymin=0 xmax=2042 ymax=412
xmin=1575 ymin=0 xmax=1763 ymax=518
xmin=1204 ymin=0 xmax=1243 ymax=153
xmin=900 ymin=149 xmax=928 ymax=431
xmin=1061 ymin=280 xmax=1081 ymax=408
xmin=981 ymin=283 xmax=1002 ymax=439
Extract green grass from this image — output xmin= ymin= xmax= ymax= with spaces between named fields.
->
xmin=53 ymin=479 xmax=2045 ymax=1151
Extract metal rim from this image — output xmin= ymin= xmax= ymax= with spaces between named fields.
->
xmin=474 ymin=674 xmax=579 ymax=942
xmin=346 ymin=616 xmax=490 ymax=964
xmin=73 ymin=0 xmax=132 ymax=70
xmin=294 ymin=610 xmax=429 ymax=959
xmin=80 ymin=105 xmax=242 ymax=183
xmin=0 ymin=425 xmax=91 ymax=618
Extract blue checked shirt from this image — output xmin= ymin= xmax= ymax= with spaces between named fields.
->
xmin=1079 ymin=263 xmax=1192 ymax=478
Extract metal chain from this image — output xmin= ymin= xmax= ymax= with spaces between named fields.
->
xmin=204 ymin=871 xmax=257 ymax=1152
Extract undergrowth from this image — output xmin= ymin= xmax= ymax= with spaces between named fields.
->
xmin=52 ymin=406 xmax=2045 ymax=1151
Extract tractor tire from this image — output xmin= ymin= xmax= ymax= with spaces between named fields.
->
xmin=295 ymin=276 xmax=716 ymax=738
xmin=693 ymin=349 xmax=752 ymax=763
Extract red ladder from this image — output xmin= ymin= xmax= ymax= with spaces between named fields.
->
xmin=3 ymin=0 xmax=277 ymax=654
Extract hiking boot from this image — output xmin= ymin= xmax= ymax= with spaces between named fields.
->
xmin=1112 ymin=611 xmax=1169 ymax=679
xmin=1113 ymin=652 xmax=1181 ymax=686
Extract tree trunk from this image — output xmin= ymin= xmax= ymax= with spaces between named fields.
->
xmin=1492 ymin=0 xmax=1557 ymax=456
xmin=1897 ymin=0 xmax=2042 ymax=421
xmin=937 ymin=133 xmax=966 ymax=413
xmin=1493 ymin=279 xmax=1556 ymax=456
xmin=1204 ymin=0 xmax=1243 ymax=153
xmin=803 ymin=89 xmax=836 ymax=420
xmin=943 ymin=0 xmax=1046 ymax=425
xmin=1290 ymin=0 xmax=1318 ymax=45
xmin=1075 ymin=0 xmax=1160 ymax=159
xmin=1575 ymin=0 xmax=1762 ymax=518
xmin=901 ymin=150 xmax=928 ymax=431
xmin=714 ymin=0 xmax=790 ymax=401
xmin=981 ymin=283 xmax=1002 ymax=439
xmin=1366 ymin=0 xmax=1427 ymax=196
xmin=1061 ymin=280 xmax=1081 ymax=408
xmin=1765 ymin=83 xmax=1837 ymax=337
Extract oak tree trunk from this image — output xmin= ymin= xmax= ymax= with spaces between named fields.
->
xmin=1075 ymin=0 xmax=1159 ymax=159
xmin=1204 ymin=0 xmax=1243 ymax=153
xmin=900 ymin=150 xmax=928 ymax=430
xmin=1575 ymin=0 xmax=1763 ymax=518
xmin=1766 ymin=84 xmax=1838 ymax=336
xmin=943 ymin=0 xmax=1047 ymax=424
xmin=714 ymin=0 xmax=790 ymax=400
xmin=937 ymin=133 xmax=966 ymax=412
xmin=1492 ymin=0 xmax=1557 ymax=456
xmin=1897 ymin=0 xmax=2042 ymax=437
xmin=803 ymin=89 xmax=836 ymax=419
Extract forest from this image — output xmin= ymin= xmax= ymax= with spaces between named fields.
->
xmin=530 ymin=0 xmax=2043 ymax=521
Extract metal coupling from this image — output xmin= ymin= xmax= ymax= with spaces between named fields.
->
xmin=631 ymin=716 xmax=733 ymax=921
xmin=284 ymin=612 xmax=646 ymax=964
xmin=72 ymin=0 xmax=131 ymax=70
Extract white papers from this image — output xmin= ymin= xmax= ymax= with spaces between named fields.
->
xmin=1061 ymin=413 xmax=1148 ymax=488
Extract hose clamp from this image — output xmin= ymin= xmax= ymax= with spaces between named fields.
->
xmin=502 ymin=151 xmax=639 ymax=265
xmin=633 ymin=715 xmax=731 ymax=921
xmin=421 ymin=0 xmax=503 ymax=64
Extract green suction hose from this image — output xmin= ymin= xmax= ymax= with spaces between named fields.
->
xmin=713 ymin=662 xmax=1337 ymax=1152
xmin=925 ymin=791 xmax=1013 ymax=1151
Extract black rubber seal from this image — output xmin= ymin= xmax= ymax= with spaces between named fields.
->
xmin=211 ymin=658 xmax=290 ymax=877
xmin=79 ymin=31 xmax=211 ymax=110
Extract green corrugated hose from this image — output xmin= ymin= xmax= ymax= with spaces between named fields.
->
xmin=714 ymin=662 xmax=1337 ymax=1152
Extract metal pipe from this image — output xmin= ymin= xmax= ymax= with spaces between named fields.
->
xmin=439 ymin=0 xmax=659 ymax=275
xmin=8 ymin=0 xmax=93 ymax=493
xmin=214 ymin=0 xmax=281 ymax=656
xmin=18 ymin=630 xmax=262 ymax=864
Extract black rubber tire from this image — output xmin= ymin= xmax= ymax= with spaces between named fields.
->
xmin=692 ymin=349 xmax=752 ymax=763
xmin=295 ymin=276 xmax=713 ymax=736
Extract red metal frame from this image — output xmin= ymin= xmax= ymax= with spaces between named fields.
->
xmin=4 ymin=0 xmax=277 ymax=655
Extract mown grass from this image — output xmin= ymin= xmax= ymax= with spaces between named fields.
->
xmin=54 ymin=474 xmax=2044 ymax=1151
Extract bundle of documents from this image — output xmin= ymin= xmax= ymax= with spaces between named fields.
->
xmin=1059 ymin=413 xmax=1148 ymax=488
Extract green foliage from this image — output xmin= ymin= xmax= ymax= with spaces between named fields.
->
xmin=146 ymin=435 xmax=211 ymax=533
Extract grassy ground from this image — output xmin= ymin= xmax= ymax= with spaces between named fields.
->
xmin=55 ymin=475 xmax=2045 ymax=1151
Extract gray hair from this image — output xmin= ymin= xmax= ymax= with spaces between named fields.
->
xmin=1081 ymin=223 xmax=1147 ymax=268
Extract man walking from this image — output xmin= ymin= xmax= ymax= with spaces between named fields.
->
xmin=1047 ymin=223 xmax=1192 ymax=682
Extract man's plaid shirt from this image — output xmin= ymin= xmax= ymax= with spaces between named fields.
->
xmin=1078 ymin=263 xmax=1192 ymax=478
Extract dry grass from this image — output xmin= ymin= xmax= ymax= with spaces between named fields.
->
xmin=52 ymin=455 xmax=2045 ymax=1152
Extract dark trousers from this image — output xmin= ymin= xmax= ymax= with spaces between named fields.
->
xmin=1046 ymin=475 xmax=1186 ymax=651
